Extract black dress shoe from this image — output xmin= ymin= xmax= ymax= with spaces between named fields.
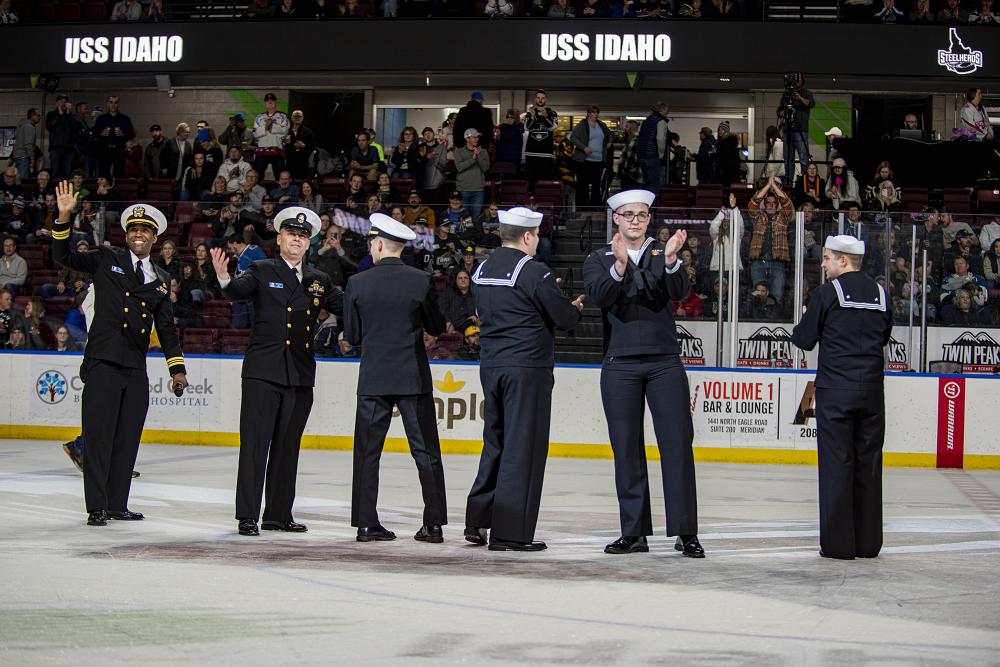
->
xmin=261 ymin=520 xmax=308 ymax=532
xmin=132 ymin=470 xmax=140 ymax=478
xmin=464 ymin=526 xmax=488 ymax=546
xmin=604 ymin=535 xmax=649 ymax=554
xmin=488 ymin=538 xmax=547 ymax=552
xmin=108 ymin=510 xmax=144 ymax=521
xmin=674 ymin=535 xmax=705 ymax=558
xmin=238 ymin=519 xmax=259 ymax=536
xmin=357 ymin=525 xmax=396 ymax=542
xmin=87 ymin=510 xmax=108 ymax=526
xmin=819 ymin=549 xmax=855 ymax=560
xmin=415 ymin=525 xmax=444 ymax=543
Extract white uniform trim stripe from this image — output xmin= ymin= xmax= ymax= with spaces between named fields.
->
xmin=832 ymin=278 xmax=887 ymax=312
xmin=471 ymin=254 xmax=533 ymax=287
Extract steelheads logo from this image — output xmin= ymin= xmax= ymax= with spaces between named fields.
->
xmin=937 ymin=28 xmax=983 ymax=75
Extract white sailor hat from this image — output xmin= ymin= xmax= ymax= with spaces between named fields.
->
xmin=824 ymin=234 xmax=865 ymax=256
xmin=607 ymin=189 xmax=655 ymax=212
xmin=120 ymin=203 xmax=168 ymax=235
xmin=369 ymin=212 xmax=417 ymax=243
xmin=275 ymin=206 xmax=322 ymax=238
xmin=497 ymin=206 xmax=543 ymax=228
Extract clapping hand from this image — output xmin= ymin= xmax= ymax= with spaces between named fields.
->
xmin=571 ymin=294 xmax=586 ymax=310
xmin=663 ymin=229 xmax=687 ymax=264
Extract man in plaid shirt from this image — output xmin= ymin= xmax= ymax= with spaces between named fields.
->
xmin=748 ymin=174 xmax=794 ymax=308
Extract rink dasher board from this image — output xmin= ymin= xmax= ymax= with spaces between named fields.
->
xmin=4 ymin=351 xmax=998 ymax=470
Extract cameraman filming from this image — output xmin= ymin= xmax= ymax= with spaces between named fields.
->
xmin=776 ymin=72 xmax=814 ymax=189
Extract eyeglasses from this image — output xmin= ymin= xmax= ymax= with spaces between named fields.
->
xmin=615 ymin=211 xmax=651 ymax=222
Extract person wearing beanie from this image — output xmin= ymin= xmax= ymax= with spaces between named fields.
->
xmin=715 ymin=120 xmax=741 ymax=186
xmin=194 ymin=128 xmax=224 ymax=181
xmin=825 ymin=157 xmax=860 ymax=210
xmin=696 ymin=126 xmax=717 ymax=183
xmin=453 ymin=91 xmax=495 ymax=151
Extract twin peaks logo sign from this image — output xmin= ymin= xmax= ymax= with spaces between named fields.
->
xmin=676 ymin=325 xmax=705 ymax=366
xmin=937 ymin=28 xmax=983 ymax=75
xmin=885 ymin=337 xmax=909 ymax=371
xmin=737 ymin=327 xmax=795 ymax=368
xmin=940 ymin=331 xmax=1000 ymax=372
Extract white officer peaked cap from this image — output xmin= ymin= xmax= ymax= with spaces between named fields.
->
xmin=497 ymin=206 xmax=543 ymax=228
xmin=607 ymin=189 xmax=655 ymax=211
xmin=275 ymin=206 xmax=322 ymax=238
xmin=369 ymin=212 xmax=417 ymax=243
xmin=825 ymin=234 xmax=865 ymax=256
xmin=120 ymin=203 xmax=168 ymax=235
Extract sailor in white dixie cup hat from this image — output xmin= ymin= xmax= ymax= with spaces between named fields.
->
xmin=791 ymin=234 xmax=893 ymax=560
xmin=464 ymin=206 xmax=584 ymax=551
xmin=343 ymin=212 xmax=449 ymax=544
xmin=210 ymin=204 xmax=343 ymax=537
xmin=51 ymin=181 xmax=188 ymax=527
xmin=582 ymin=189 xmax=705 ymax=558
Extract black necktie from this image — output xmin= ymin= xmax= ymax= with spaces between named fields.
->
xmin=136 ymin=260 xmax=145 ymax=285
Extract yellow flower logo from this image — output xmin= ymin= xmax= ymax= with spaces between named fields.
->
xmin=433 ymin=371 xmax=465 ymax=393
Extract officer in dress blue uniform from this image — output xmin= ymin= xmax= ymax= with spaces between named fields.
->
xmin=464 ymin=207 xmax=584 ymax=551
xmin=582 ymin=189 xmax=704 ymax=558
xmin=210 ymin=207 xmax=343 ymax=536
xmin=791 ymin=235 xmax=893 ymax=560
xmin=343 ymin=213 xmax=449 ymax=543
xmin=51 ymin=181 xmax=189 ymax=526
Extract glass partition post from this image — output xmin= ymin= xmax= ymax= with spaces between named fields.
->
xmin=908 ymin=224 xmax=917 ymax=371
xmin=920 ymin=248 xmax=929 ymax=373
xmin=727 ymin=207 xmax=743 ymax=368
xmin=793 ymin=210 xmax=805 ymax=370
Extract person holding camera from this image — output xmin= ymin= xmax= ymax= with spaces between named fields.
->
xmin=776 ymin=72 xmax=814 ymax=188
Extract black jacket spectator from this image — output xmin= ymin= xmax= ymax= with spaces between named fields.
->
xmin=45 ymin=107 xmax=81 ymax=150
xmin=438 ymin=275 xmax=477 ymax=332
xmin=453 ymin=98 xmax=494 ymax=151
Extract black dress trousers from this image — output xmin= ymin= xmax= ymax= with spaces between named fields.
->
xmin=599 ymin=354 xmax=698 ymax=538
xmin=815 ymin=387 xmax=885 ymax=559
xmin=80 ymin=359 xmax=150 ymax=513
xmin=235 ymin=377 xmax=314 ymax=522
xmin=465 ymin=366 xmax=554 ymax=543
xmin=351 ymin=393 xmax=448 ymax=528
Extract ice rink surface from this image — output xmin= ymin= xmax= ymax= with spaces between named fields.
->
xmin=1 ymin=439 xmax=999 ymax=666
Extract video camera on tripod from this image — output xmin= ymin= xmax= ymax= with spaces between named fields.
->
xmin=779 ymin=72 xmax=801 ymax=133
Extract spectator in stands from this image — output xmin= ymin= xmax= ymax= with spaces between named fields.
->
xmin=748 ymin=174 xmax=794 ymax=306
xmin=745 ymin=281 xmax=780 ymax=320
xmin=225 ymin=234 xmax=268 ymax=329
xmin=478 ymin=201 xmax=502 ymax=249
xmin=0 ymin=236 xmax=27 ymax=294
xmin=873 ymin=0 xmax=904 ymax=22
xmin=53 ymin=325 xmax=81 ymax=353
xmin=867 ymin=178 xmax=902 ymax=216
xmin=284 ymin=110 xmax=315 ymax=180
xmin=194 ymin=129 xmax=224 ymax=180
xmin=269 ymin=170 xmax=300 ymax=207
xmin=123 ymin=137 xmax=143 ymax=179
xmin=0 ymin=288 xmax=14 ymax=346
xmin=350 ymin=131 xmax=381 ymax=183
xmin=423 ymin=331 xmax=454 ymax=361
xmin=908 ymin=0 xmax=934 ymax=21
xmin=524 ymin=90 xmax=560 ymax=185
xmin=825 ymin=157 xmax=860 ymax=210
xmin=198 ymin=177 xmax=229 ymax=229
xmin=439 ymin=114 xmax=457 ymax=161
xmin=74 ymin=102 xmax=97 ymax=178
xmin=941 ymin=255 xmax=988 ymax=305
xmin=940 ymin=288 xmax=989 ymax=325
xmin=6 ymin=326 xmax=28 ymax=350
xmin=979 ymin=215 xmax=1000 ymax=252
xmin=192 ymin=243 xmax=218 ymax=298
xmin=46 ymin=95 xmax=80 ymax=181
xmin=312 ymin=224 xmax=357 ymax=289
xmin=217 ymin=147 xmax=252 ymax=193
xmin=841 ymin=201 xmax=870 ymax=245
xmin=709 ymin=193 xmax=743 ymax=277
xmin=339 ymin=0 xmax=372 ymax=16
xmin=494 ymin=111 xmax=525 ymax=177
xmin=891 ymin=114 xmax=933 ymax=141
xmin=253 ymin=93 xmax=289 ymax=180
xmin=969 ymin=0 xmax=1000 ymax=22
xmin=614 ymin=120 xmax=641 ymax=191
xmin=635 ymin=102 xmax=670 ymax=192
xmin=695 ymin=126 xmax=717 ymax=184
xmin=366 ymin=194 xmax=386 ymax=217
xmin=431 ymin=223 xmax=461 ymax=276
xmin=220 ymin=114 xmax=253 ymax=157
xmin=404 ymin=191 xmax=437 ymax=229
xmin=147 ymin=0 xmax=167 ymax=21
xmin=161 ymin=122 xmax=193 ymax=183
xmin=571 ymin=105 xmax=613 ymax=208
xmin=982 ymin=238 xmax=1000 ymax=287
xmin=457 ymin=325 xmax=481 ymax=361
xmin=241 ymin=170 xmax=267 ymax=212
xmin=484 ymin=0 xmax=515 ymax=15
xmin=26 ymin=170 xmax=51 ymax=206
xmin=936 ymin=0 xmax=969 ymax=23
xmin=175 ymin=269 xmax=202 ymax=328
xmin=23 ymin=297 xmax=56 ymax=350
xmin=946 ymin=229 xmax=984 ymax=274
xmin=455 ymin=244 xmax=481 ymax=277
xmin=298 ymin=180 xmax=324 ymax=215
xmin=672 ymin=275 xmax=703 ymax=320
xmin=454 ymin=93 xmax=495 ymax=152
xmin=554 ymin=129 xmax=577 ymax=212
xmin=93 ymin=96 xmax=135 ymax=179
xmin=389 ymin=127 xmax=422 ymax=182
xmin=580 ymin=0 xmax=613 ymax=14
xmin=791 ymin=161 xmax=828 ymax=209
xmin=940 ymin=208 xmax=977 ymax=248
xmin=3 ymin=198 xmax=33 ymax=246
xmin=153 ymin=239 xmax=182 ymax=283
xmin=715 ymin=121 xmax=741 ymax=186
xmin=69 ymin=200 xmax=98 ymax=246
xmin=439 ymin=268 xmax=478 ymax=333
xmin=344 ymin=174 xmax=369 ymax=214
xmin=242 ymin=196 xmax=278 ymax=247
xmin=245 ymin=0 xmax=276 ymax=17
xmin=142 ymin=124 xmax=165 ymax=180
xmin=454 ymin=129 xmax=491 ymax=219
xmin=0 ymin=0 xmax=17 ymax=23
xmin=417 ymin=127 xmax=448 ymax=205
xmin=374 ymin=172 xmax=402 ymax=207
xmin=30 ymin=193 xmax=58 ymax=245
xmin=864 ymin=161 xmax=896 ymax=200
xmin=215 ymin=190 xmax=251 ymax=241
xmin=799 ymin=202 xmax=822 ymax=259
xmin=959 ymin=88 xmax=994 ymax=142
xmin=11 ymin=108 xmax=40 ymax=180
xmin=440 ymin=191 xmax=475 ymax=234
xmin=548 ymin=0 xmax=576 ymax=15
xmin=111 ymin=0 xmax=143 ymax=20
